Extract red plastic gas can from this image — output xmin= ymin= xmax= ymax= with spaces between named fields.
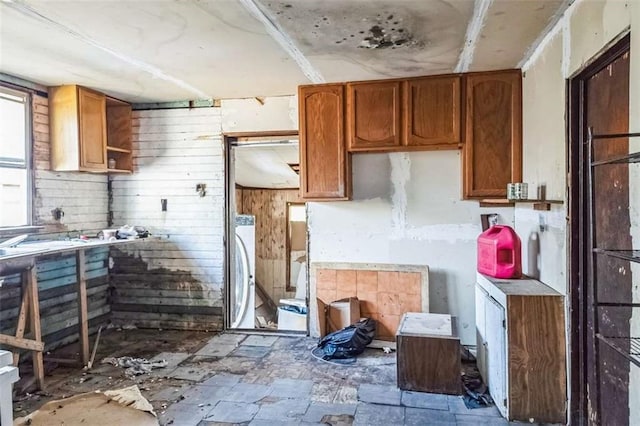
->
xmin=477 ymin=225 xmax=522 ymax=279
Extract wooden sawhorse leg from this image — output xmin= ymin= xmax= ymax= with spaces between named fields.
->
xmin=76 ymin=250 xmax=90 ymax=366
xmin=0 ymin=266 xmax=45 ymax=390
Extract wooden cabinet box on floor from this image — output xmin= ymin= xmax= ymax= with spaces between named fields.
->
xmin=396 ymin=313 xmax=461 ymax=395
xmin=298 ymin=83 xmax=351 ymax=200
xmin=49 ymin=84 xmax=132 ymax=173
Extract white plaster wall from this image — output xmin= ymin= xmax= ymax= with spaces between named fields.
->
xmin=519 ymin=0 xmax=638 ymax=421
xmin=220 ymin=95 xmax=298 ymax=133
xmin=308 ymin=151 xmax=515 ymax=345
xmin=517 ymin=31 xmax=566 ymax=295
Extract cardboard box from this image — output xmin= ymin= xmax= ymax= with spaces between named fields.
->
xmin=317 ymin=297 xmax=361 ymax=337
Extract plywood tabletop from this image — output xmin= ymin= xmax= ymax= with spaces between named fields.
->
xmin=477 ymin=273 xmax=562 ymax=297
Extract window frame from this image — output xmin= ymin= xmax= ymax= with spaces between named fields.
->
xmin=0 ymin=84 xmax=34 ymax=231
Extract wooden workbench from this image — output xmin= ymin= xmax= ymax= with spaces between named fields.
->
xmin=0 ymin=238 xmax=145 ymax=390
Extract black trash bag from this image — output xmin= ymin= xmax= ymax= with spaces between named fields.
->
xmin=317 ymin=318 xmax=376 ymax=360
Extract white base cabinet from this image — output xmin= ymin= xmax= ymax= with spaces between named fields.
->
xmin=475 ymin=273 xmax=567 ymax=423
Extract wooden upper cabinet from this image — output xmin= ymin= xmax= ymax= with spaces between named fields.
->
xmin=78 ymin=88 xmax=107 ymax=170
xmin=404 ymin=75 xmax=461 ymax=148
xmin=105 ymin=97 xmax=133 ymax=172
xmin=347 ymin=80 xmax=402 ymax=151
xmin=50 ymin=85 xmax=107 ymax=172
xmin=463 ymin=70 xmax=522 ymax=199
xmin=299 ymin=84 xmax=351 ymax=200
xmin=50 ymin=85 xmax=132 ymax=173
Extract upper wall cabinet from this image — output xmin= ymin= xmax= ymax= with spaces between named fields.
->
xmin=463 ymin=70 xmax=522 ymax=199
xmin=404 ymin=75 xmax=461 ymax=149
xmin=105 ymin=97 xmax=133 ymax=172
xmin=50 ymin=85 xmax=107 ymax=172
xmin=299 ymin=84 xmax=351 ymax=200
xmin=347 ymin=80 xmax=402 ymax=151
xmin=50 ymin=85 xmax=132 ymax=173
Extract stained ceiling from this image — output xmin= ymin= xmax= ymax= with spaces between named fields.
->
xmin=0 ymin=0 xmax=568 ymax=102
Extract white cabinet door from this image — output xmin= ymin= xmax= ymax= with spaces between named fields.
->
xmin=475 ymin=285 xmax=488 ymax=380
xmin=485 ymin=295 xmax=507 ymax=417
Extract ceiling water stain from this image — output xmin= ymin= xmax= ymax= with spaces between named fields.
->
xmin=360 ymin=22 xmax=416 ymax=49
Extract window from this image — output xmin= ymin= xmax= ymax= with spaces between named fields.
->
xmin=0 ymin=86 xmax=31 ymax=228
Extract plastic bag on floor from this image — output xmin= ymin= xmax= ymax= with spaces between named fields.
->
xmin=317 ymin=318 xmax=376 ymax=360
xmin=462 ymin=367 xmax=494 ymax=409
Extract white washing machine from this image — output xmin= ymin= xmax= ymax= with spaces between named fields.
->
xmin=231 ymin=215 xmax=256 ymax=329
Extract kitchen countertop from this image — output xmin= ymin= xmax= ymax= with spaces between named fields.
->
xmin=0 ymin=237 xmax=149 ymax=263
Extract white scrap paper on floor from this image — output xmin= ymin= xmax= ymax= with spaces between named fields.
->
xmin=14 ymin=385 xmax=158 ymax=426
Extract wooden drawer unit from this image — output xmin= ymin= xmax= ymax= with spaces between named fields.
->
xmin=396 ymin=312 xmax=461 ymax=395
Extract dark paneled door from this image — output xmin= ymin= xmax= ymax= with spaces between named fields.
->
xmin=569 ymin=34 xmax=632 ymax=426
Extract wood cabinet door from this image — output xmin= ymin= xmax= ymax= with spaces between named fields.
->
xmin=347 ymin=80 xmax=402 ymax=151
xmin=475 ymin=285 xmax=488 ymax=381
xmin=78 ymin=88 xmax=107 ymax=171
xmin=404 ymin=76 xmax=461 ymax=148
xmin=299 ymin=84 xmax=350 ymax=200
xmin=463 ymin=71 xmax=522 ymax=198
xmin=485 ymin=295 xmax=507 ymax=417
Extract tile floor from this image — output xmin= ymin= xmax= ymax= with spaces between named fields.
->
xmin=16 ymin=329 xmax=555 ymax=425
xmin=155 ymin=332 xmax=511 ymax=426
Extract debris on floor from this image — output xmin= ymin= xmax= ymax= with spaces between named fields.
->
xmin=14 ymin=385 xmax=157 ymax=426
xmin=460 ymin=346 xmax=494 ymax=409
xmin=367 ymin=339 xmax=397 ymax=351
xmin=11 ymin=329 xmax=505 ymax=425
xmin=102 ymin=356 xmax=169 ymax=376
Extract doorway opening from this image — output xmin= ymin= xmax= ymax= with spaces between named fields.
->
xmin=224 ymin=132 xmax=308 ymax=333
xmin=568 ymin=33 xmax=634 ymax=425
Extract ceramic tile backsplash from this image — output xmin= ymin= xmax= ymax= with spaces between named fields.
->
xmin=317 ymin=267 xmax=425 ymax=340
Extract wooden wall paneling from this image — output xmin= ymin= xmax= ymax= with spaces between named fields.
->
xmin=34 ymin=170 xmax=108 ymax=233
xmin=507 ymin=295 xmax=566 ymax=423
xmin=463 ymin=70 xmax=522 ymax=198
xmin=404 ymin=75 xmax=461 ymax=149
xmin=299 ymin=84 xmax=351 ymax=200
xmin=235 ymin=187 xmax=243 ymax=213
xmin=33 ymin=95 xmax=51 ymax=171
xmin=240 ymin=189 xmax=303 ymax=303
xmin=109 ymin=108 xmax=225 ymax=331
xmin=347 ymin=80 xmax=402 ymax=151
